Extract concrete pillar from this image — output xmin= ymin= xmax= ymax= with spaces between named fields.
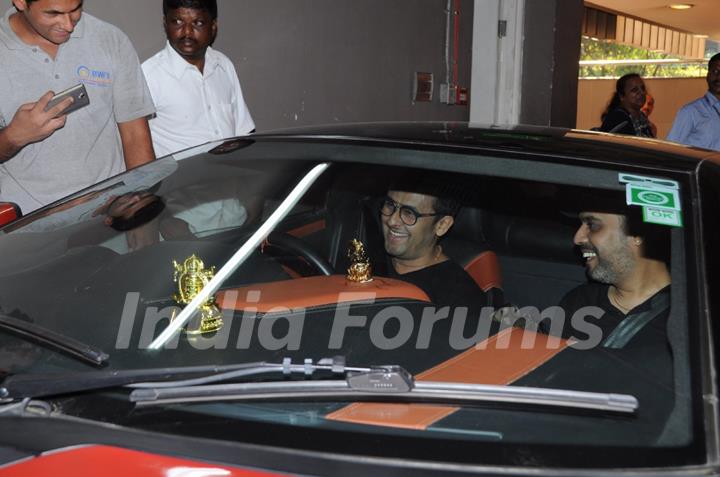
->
xmin=520 ymin=0 xmax=583 ymax=128
xmin=470 ymin=0 xmax=583 ymax=128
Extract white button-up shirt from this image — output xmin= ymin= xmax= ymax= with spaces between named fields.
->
xmin=142 ymin=41 xmax=255 ymax=158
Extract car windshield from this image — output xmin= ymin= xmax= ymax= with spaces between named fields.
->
xmin=0 ymin=133 xmax=704 ymax=469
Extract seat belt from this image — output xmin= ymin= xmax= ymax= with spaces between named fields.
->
xmin=602 ymin=292 xmax=670 ymax=349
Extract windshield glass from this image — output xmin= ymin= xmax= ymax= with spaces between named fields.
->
xmin=0 ymin=144 xmax=321 ymax=373
xmin=0 ymin=137 xmax=703 ymax=469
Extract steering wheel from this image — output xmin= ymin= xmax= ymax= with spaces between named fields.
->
xmin=265 ymin=232 xmax=335 ymax=276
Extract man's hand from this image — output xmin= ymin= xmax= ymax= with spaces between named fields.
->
xmin=0 ymin=91 xmax=74 ymax=162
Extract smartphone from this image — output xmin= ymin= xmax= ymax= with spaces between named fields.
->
xmin=45 ymin=84 xmax=90 ymax=116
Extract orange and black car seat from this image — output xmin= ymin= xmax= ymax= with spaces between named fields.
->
xmin=440 ymin=207 xmax=504 ymax=308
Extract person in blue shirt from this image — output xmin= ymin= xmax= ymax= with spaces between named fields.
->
xmin=667 ymin=53 xmax=720 ymax=151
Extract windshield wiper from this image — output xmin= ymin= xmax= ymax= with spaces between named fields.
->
xmin=127 ymin=359 xmax=638 ymax=415
xmin=0 ymin=357 xmax=363 ymax=400
xmin=0 ymin=314 xmax=108 ymax=367
xmin=2 ymin=356 xmax=639 ymax=415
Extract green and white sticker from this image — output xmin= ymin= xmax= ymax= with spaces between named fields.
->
xmin=626 ymin=184 xmax=679 ymax=210
xmin=619 ymin=173 xmax=683 ymax=227
xmin=643 ymin=207 xmax=683 ymax=227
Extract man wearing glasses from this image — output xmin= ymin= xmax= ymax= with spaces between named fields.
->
xmin=380 ymin=183 xmax=490 ymax=315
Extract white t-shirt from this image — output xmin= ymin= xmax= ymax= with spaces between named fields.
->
xmin=142 ymin=42 xmax=255 ymax=158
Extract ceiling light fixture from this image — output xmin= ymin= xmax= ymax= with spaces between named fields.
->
xmin=668 ymin=3 xmax=694 ymax=9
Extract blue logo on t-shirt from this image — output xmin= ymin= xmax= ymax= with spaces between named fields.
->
xmin=76 ymin=65 xmax=112 ymax=87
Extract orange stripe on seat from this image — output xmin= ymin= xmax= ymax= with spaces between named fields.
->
xmin=417 ymin=327 xmax=568 ymax=385
xmin=464 ymin=250 xmax=502 ymax=291
xmin=280 ymin=265 xmax=303 ymax=279
xmin=326 ymin=403 xmax=457 ymax=430
xmin=326 ymin=328 xmax=569 ymax=429
xmin=218 ymin=275 xmax=430 ymax=313
xmin=287 ymin=219 xmax=326 ymax=238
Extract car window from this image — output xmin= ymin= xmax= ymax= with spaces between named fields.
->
xmin=0 ymin=137 xmax=705 ymax=469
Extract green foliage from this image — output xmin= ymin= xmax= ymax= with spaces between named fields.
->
xmin=580 ymin=37 xmax=707 ymax=78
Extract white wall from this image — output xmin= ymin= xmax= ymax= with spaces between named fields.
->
xmin=470 ymin=0 xmax=524 ymax=125
xmin=84 ymin=0 xmax=475 ymax=132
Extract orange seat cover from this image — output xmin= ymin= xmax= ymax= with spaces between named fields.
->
xmin=464 ymin=250 xmax=502 ymax=291
xmin=326 ymin=328 xmax=569 ymax=429
xmin=218 ymin=275 xmax=430 ymax=313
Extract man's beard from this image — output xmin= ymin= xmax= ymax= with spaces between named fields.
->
xmin=588 ymin=243 xmax=635 ymax=284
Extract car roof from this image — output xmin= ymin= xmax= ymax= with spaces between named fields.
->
xmin=252 ymin=121 xmax=720 ymax=172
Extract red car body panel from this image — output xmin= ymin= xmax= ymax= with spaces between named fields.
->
xmin=0 ymin=445 xmax=290 ymax=477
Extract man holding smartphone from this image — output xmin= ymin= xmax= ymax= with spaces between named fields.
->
xmin=0 ymin=0 xmax=156 ymax=214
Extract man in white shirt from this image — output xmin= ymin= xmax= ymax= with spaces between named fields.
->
xmin=142 ymin=0 xmax=254 ymax=159
xmin=142 ymin=0 xmax=255 ymax=237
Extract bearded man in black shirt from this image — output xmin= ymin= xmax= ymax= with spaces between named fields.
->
xmin=563 ymin=209 xmax=670 ymax=349
xmin=519 ymin=201 xmax=674 ymax=437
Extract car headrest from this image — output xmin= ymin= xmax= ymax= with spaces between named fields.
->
xmin=485 ymin=214 xmax=578 ymax=263
xmin=445 ymin=207 xmax=489 ymax=243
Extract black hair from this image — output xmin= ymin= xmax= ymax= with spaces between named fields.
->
xmin=620 ymin=209 xmax=670 ymax=264
xmin=601 ymin=73 xmax=642 ymax=121
xmin=388 ymin=174 xmax=463 ymax=219
xmin=432 ymin=194 xmax=461 ymax=219
xmin=709 ymin=53 xmax=720 ymax=69
xmin=108 ymin=194 xmax=166 ymax=232
xmin=163 ymin=0 xmax=217 ymax=19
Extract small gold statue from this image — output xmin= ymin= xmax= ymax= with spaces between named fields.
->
xmin=346 ymin=239 xmax=373 ymax=283
xmin=172 ymin=254 xmax=223 ymax=335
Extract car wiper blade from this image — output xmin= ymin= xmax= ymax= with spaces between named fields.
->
xmin=1 ymin=357 xmax=363 ymax=400
xmin=5 ymin=355 xmax=638 ymax=415
xmin=129 ymin=363 xmax=638 ymax=415
xmin=0 ymin=314 xmax=108 ymax=367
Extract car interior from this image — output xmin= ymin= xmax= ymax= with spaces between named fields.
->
xmin=271 ymin=162 xmax=588 ymax=314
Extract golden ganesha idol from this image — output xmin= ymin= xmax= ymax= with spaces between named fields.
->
xmin=172 ymin=254 xmax=223 ymax=335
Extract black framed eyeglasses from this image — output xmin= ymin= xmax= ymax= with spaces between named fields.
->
xmin=380 ymin=197 xmax=439 ymax=226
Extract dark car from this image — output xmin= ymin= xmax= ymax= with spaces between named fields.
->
xmin=0 ymin=123 xmax=718 ymax=476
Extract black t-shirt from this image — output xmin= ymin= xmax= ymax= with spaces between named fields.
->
xmin=387 ymin=259 xmax=493 ymax=341
xmin=518 ymin=283 xmax=674 ymax=438
xmin=387 ymin=259 xmax=489 ymax=313
xmin=557 ymin=283 xmax=670 ymax=356
xmin=387 ymin=260 xmax=498 ymax=352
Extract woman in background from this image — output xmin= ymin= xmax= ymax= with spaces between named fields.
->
xmin=600 ymin=73 xmax=655 ymax=138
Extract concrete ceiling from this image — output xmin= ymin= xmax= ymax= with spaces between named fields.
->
xmin=588 ymin=0 xmax=720 ymax=40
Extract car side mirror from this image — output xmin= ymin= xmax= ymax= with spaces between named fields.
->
xmin=0 ymin=202 xmax=21 ymax=227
